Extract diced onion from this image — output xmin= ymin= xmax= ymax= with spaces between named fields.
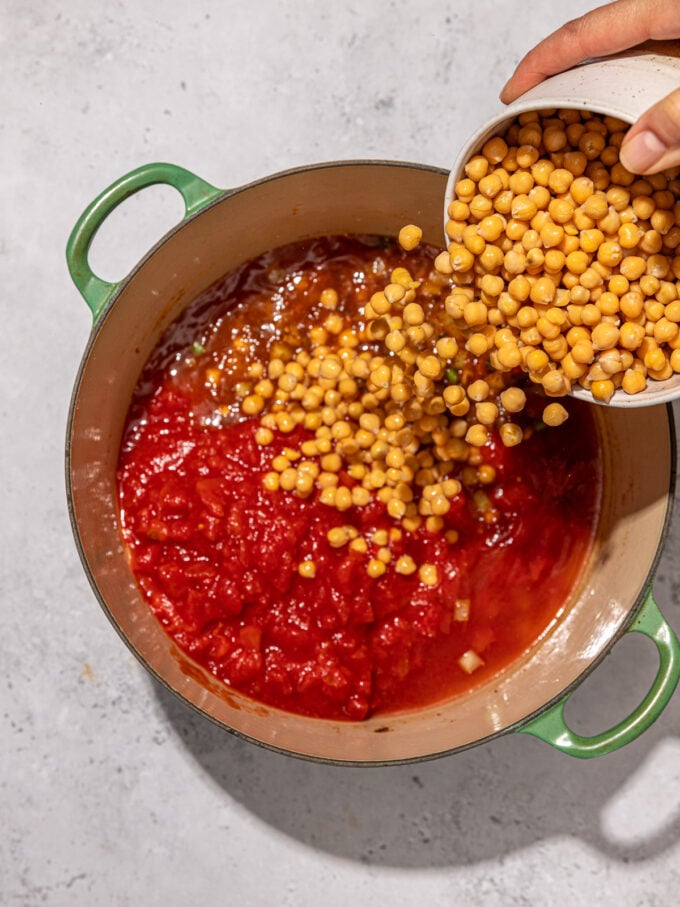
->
xmin=453 ymin=598 xmax=471 ymax=622
xmin=458 ymin=649 xmax=484 ymax=674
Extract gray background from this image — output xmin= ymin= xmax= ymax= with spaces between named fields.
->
xmin=3 ymin=0 xmax=680 ymax=904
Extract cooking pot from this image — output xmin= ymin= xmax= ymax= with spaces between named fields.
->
xmin=66 ymin=160 xmax=680 ymax=763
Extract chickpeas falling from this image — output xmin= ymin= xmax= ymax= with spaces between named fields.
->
xmin=240 ymin=250 xmax=556 ymax=585
xmin=232 ymin=109 xmax=680 ymax=583
xmin=443 ymin=109 xmax=680 ymax=402
xmin=398 ymin=224 xmax=423 ymax=251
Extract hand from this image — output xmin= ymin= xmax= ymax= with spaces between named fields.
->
xmin=499 ymin=0 xmax=680 ymax=175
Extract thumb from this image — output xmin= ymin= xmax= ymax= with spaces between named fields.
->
xmin=619 ymin=87 xmax=680 ymax=175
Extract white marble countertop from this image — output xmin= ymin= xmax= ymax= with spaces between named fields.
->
xmin=3 ymin=0 xmax=680 ymax=903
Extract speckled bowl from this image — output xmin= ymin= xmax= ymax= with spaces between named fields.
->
xmin=445 ymin=42 xmax=680 ymax=408
xmin=66 ymin=160 xmax=680 ymax=764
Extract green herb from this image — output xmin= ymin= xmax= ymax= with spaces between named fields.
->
xmin=445 ymin=368 xmax=460 ymax=384
xmin=191 ymin=342 xmax=206 ymax=356
xmin=534 ymin=420 xmax=547 ymax=432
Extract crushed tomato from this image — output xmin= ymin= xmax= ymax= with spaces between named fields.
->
xmin=117 ymin=235 xmax=602 ymax=721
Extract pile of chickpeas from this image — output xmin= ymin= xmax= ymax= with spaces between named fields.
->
xmin=242 ymin=257 xmax=557 ymax=583
xmin=441 ymin=108 xmax=680 ymax=402
xmin=236 ymin=106 xmax=680 ymax=582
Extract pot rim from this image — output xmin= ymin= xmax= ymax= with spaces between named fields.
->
xmin=75 ymin=158 xmax=448 ymax=328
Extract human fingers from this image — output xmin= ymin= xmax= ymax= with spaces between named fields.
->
xmin=619 ymin=87 xmax=680 ymax=173
xmin=500 ymin=0 xmax=679 ymax=103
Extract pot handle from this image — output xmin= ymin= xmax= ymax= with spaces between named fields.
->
xmin=65 ymin=162 xmax=224 ymax=322
xmin=517 ymin=588 xmax=680 ymax=758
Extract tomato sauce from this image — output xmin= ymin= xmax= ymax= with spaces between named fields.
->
xmin=118 ymin=235 xmax=602 ymax=721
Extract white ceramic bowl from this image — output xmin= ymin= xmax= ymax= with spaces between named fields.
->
xmin=445 ymin=45 xmax=680 ymax=408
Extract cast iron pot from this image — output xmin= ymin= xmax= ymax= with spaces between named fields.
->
xmin=66 ymin=160 xmax=680 ymax=764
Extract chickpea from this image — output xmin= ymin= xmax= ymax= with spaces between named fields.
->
xmin=620 ymin=256 xmax=647 ymax=280
xmin=591 ymin=379 xmax=616 ymax=402
xmin=548 ymin=197 xmax=575 ymax=224
xmin=543 ymin=402 xmax=569 ymax=426
xmin=566 ymin=250 xmax=590 ymax=275
xmin=504 ymin=248 xmax=528 ymax=275
xmin=542 ymin=369 xmax=571 ymax=396
xmin=526 ymin=348 xmax=550 ymax=372
xmin=470 ymin=194 xmax=494 ymax=220
xmin=583 ymin=193 xmax=610 ymax=220
xmin=476 ymin=402 xmax=499 ymax=425
xmin=478 ymin=215 xmax=506 ymax=242
xmin=467 ymin=379 xmax=490 ymax=401
xmin=514 ymin=144 xmax=538 ymax=169
xmin=539 ymin=221 xmax=564 ymax=249
xmin=465 ymin=424 xmax=489 ymax=447
xmin=500 ymin=387 xmax=526 ymax=412
xmin=465 ymin=155 xmax=489 ymax=181
xmin=563 ymin=150 xmax=587 ymax=175
xmin=548 ymin=168 xmax=574 ymax=194
xmin=622 ymin=369 xmax=647 ymax=394
xmin=591 ymin=322 xmax=620 ymax=350
xmin=398 ymin=224 xmax=423 ymax=251
xmin=449 ymin=243 xmax=475 ymax=272
xmin=499 ymin=423 xmax=523 ymax=446
xmin=512 ymin=194 xmax=538 ymax=222
xmin=496 ymin=342 xmax=522 ymax=368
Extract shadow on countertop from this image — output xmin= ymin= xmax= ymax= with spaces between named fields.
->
xmin=153 ymin=492 xmax=680 ymax=868
xmin=153 ymin=601 xmax=680 ymax=869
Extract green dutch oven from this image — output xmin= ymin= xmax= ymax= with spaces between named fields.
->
xmin=66 ymin=160 xmax=680 ymax=763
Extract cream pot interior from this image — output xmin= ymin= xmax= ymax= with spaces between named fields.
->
xmin=67 ymin=161 xmax=674 ymax=764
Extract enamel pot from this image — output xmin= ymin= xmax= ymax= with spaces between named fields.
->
xmin=66 ymin=160 xmax=680 ymax=764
